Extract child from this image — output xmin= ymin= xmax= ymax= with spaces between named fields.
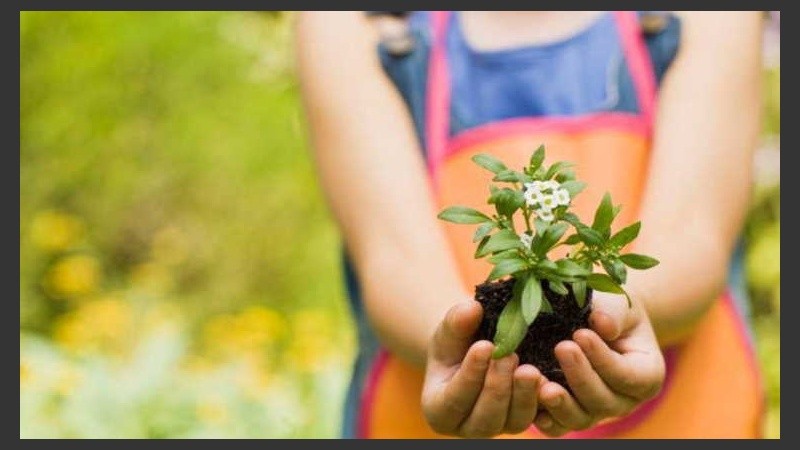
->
xmin=297 ymin=11 xmax=764 ymax=438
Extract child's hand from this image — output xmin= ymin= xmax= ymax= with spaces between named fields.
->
xmin=533 ymin=292 xmax=666 ymax=437
xmin=421 ymin=301 xmax=545 ymax=438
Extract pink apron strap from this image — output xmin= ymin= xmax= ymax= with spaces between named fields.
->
xmin=425 ymin=11 xmax=452 ymax=181
xmin=612 ymin=11 xmax=658 ymax=126
xmin=426 ymin=11 xmax=659 ymax=177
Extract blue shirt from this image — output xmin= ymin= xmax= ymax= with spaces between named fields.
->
xmin=441 ymin=11 xmax=623 ymax=126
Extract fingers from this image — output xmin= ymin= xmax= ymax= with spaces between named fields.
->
xmin=573 ymin=328 xmax=665 ymax=401
xmin=429 ymin=301 xmax=484 ymax=366
xmin=503 ymin=364 xmax=542 ymax=434
xmin=422 ymin=340 xmax=494 ymax=433
xmin=555 ymin=336 xmax=636 ymax=417
xmin=534 ymin=411 xmax=569 ymax=438
xmin=538 ymin=380 xmax=594 ymax=431
xmin=458 ymin=354 xmax=518 ymax=438
xmin=589 ymin=293 xmax=634 ymax=341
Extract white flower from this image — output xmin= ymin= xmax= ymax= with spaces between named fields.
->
xmin=554 ymin=188 xmax=571 ymax=206
xmin=538 ymin=194 xmax=558 ymax=211
xmin=538 ymin=208 xmax=555 ymax=222
xmin=523 ymin=188 xmax=539 ymax=207
xmin=519 ymin=233 xmax=533 ymax=249
xmin=525 ymin=181 xmax=544 ymax=193
xmin=525 ymin=189 xmax=548 ymax=208
xmin=543 ymin=180 xmax=560 ymax=192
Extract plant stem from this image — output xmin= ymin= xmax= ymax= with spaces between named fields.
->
xmin=523 ymin=207 xmax=533 ymax=234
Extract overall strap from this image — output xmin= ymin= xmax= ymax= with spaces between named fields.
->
xmin=425 ymin=12 xmax=660 ymax=177
xmin=425 ymin=11 xmax=452 ymax=180
xmin=613 ymin=11 xmax=658 ymax=126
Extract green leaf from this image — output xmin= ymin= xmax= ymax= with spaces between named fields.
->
xmin=491 ymin=296 xmax=528 ymax=358
xmin=555 ymin=259 xmax=591 ymax=278
xmin=602 ymin=258 xmax=627 ymax=285
xmin=438 ymin=206 xmax=492 ymax=224
xmin=536 ymin=259 xmax=558 ymax=273
xmin=533 ymin=222 xmax=569 ymax=256
xmin=474 ymin=235 xmax=490 ymax=259
xmin=520 ymin=275 xmax=543 ymax=325
xmin=489 ymin=249 xmax=522 ymax=264
xmin=533 ymin=218 xmax=550 ymax=237
xmin=488 ymin=188 xmax=525 ymax=217
xmin=609 ymin=222 xmax=641 ymax=248
xmin=544 ymin=161 xmax=575 ymax=180
xmin=586 ymin=272 xmax=631 ymax=306
xmin=561 ymin=212 xmax=583 ymax=227
xmin=541 ymin=297 xmax=554 ymax=313
xmin=472 ymin=153 xmax=508 ymax=174
xmin=572 ymin=280 xmax=588 ymax=308
xmin=620 ymin=253 xmax=660 ymax=270
xmin=487 ymin=258 xmax=530 ymax=281
xmin=577 ymin=225 xmax=605 ymax=246
xmin=493 ymin=170 xmax=520 ymax=182
xmin=587 ymin=273 xmax=624 ymax=294
xmin=592 ymin=192 xmax=614 ymax=234
xmin=555 ymin=169 xmax=576 ymax=182
xmin=612 ymin=204 xmax=622 ymax=220
xmin=559 ymin=180 xmax=587 ymax=197
xmin=519 ymin=172 xmax=535 ymax=183
xmin=473 ymin=222 xmax=495 ymax=243
xmin=549 ymin=280 xmax=569 ymax=296
xmin=477 ymin=229 xmax=522 ymax=257
xmin=529 ymin=145 xmax=546 ymax=171
xmin=563 ymin=234 xmax=581 ymax=245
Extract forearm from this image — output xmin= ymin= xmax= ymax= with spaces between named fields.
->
xmin=625 ymin=226 xmax=730 ymax=346
xmin=296 ymin=12 xmax=473 ymax=368
xmin=354 ymin=235 xmax=469 ymax=367
xmin=627 ymin=12 xmax=762 ymax=347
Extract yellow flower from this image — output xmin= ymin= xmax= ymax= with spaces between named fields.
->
xmin=83 ymin=297 xmax=131 ymax=338
xmin=241 ymin=362 xmax=273 ymax=398
xmin=286 ymin=309 xmax=342 ymax=372
xmin=46 ymin=254 xmax=100 ymax=298
xmin=52 ymin=296 xmax=132 ymax=355
xmin=20 ymin=361 xmax=32 ymax=386
xmin=285 ymin=333 xmax=337 ymax=373
xmin=291 ymin=309 xmax=335 ymax=338
xmin=746 ymin=223 xmax=780 ymax=290
xmin=142 ymin=302 xmax=181 ymax=329
xmin=29 ymin=210 xmax=84 ymax=252
xmin=53 ymin=313 xmax=90 ymax=354
xmin=195 ymin=399 xmax=229 ymax=425
xmin=202 ymin=314 xmax=236 ymax=354
xmin=238 ymin=305 xmax=288 ymax=344
xmin=53 ymin=366 xmax=82 ymax=397
xmin=129 ymin=262 xmax=173 ymax=294
xmin=202 ymin=306 xmax=287 ymax=358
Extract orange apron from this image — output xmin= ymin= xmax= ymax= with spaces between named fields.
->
xmin=357 ymin=11 xmax=764 ymax=438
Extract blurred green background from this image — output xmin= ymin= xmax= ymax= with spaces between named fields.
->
xmin=19 ymin=12 xmax=780 ymax=438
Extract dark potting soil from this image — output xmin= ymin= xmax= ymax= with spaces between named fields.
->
xmin=474 ymin=278 xmax=592 ymax=391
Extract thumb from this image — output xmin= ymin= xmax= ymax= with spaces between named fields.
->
xmin=429 ymin=300 xmax=484 ymax=366
xmin=589 ymin=292 xmax=634 ymax=341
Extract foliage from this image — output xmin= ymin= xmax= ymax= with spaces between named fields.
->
xmin=20 ymin=11 xmax=353 ymax=438
xmin=438 ymin=147 xmax=658 ymax=357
